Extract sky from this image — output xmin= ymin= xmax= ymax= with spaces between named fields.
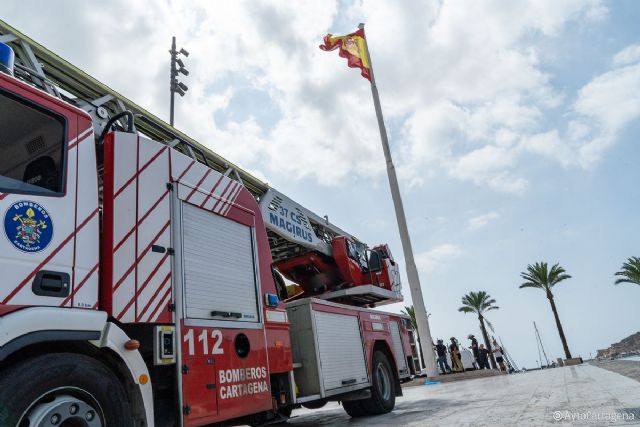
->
xmin=3 ymin=0 xmax=639 ymax=370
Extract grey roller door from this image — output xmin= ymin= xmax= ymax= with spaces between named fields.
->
xmin=390 ymin=320 xmax=408 ymax=373
xmin=182 ymin=202 xmax=259 ymax=322
xmin=314 ymin=311 xmax=368 ymax=391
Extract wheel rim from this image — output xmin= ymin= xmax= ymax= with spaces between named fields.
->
xmin=18 ymin=387 xmax=104 ymax=427
xmin=375 ymin=361 xmax=391 ymax=401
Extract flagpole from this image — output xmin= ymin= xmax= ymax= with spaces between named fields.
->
xmin=358 ymin=23 xmax=438 ymax=377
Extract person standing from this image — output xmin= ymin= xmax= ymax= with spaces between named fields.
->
xmin=477 ymin=344 xmax=491 ymax=369
xmin=449 ymin=337 xmax=464 ymax=372
xmin=434 ymin=339 xmax=451 ymax=374
xmin=492 ymin=340 xmax=507 ymax=372
xmin=468 ymin=334 xmax=479 ymax=368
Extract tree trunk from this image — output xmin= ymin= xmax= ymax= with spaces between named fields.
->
xmin=479 ymin=316 xmax=497 ymax=369
xmin=547 ymin=293 xmax=572 ymax=359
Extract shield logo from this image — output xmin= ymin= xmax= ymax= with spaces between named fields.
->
xmin=3 ymin=201 xmax=53 ymax=253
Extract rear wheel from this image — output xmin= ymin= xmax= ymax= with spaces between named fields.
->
xmin=278 ymin=406 xmax=293 ymax=418
xmin=360 ymin=350 xmax=396 ymax=415
xmin=341 ymin=400 xmax=367 ymax=417
xmin=0 ymin=353 xmax=133 ymax=427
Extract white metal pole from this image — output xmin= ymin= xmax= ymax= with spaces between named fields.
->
xmin=358 ymin=23 xmax=438 ymax=377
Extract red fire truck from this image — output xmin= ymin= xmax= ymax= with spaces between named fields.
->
xmin=0 ymin=22 xmax=420 ymax=427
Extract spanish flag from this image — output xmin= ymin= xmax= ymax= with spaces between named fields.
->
xmin=319 ymin=28 xmax=371 ymax=81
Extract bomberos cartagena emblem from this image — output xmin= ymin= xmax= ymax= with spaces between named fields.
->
xmin=3 ymin=201 xmax=54 ymax=253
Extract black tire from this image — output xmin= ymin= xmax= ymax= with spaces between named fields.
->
xmin=342 ymin=400 xmax=367 ymax=417
xmin=360 ymin=350 xmax=396 ymax=415
xmin=0 ymin=352 xmax=133 ymax=426
xmin=278 ymin=405 xmax=293 ymax=418
xmin=301 ymin=399 xmax=327 ymax=410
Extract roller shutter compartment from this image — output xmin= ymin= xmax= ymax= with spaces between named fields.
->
xmin=182 ymin=202 xmax=259 ymax=322
xmin=389 ymin=320 xmax=408 ymax=374
xmin=314 ymin=311 xmax=368 ymax=392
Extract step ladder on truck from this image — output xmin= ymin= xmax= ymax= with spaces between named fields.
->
xmin=0 ymin=20 xmax=420 ymax=427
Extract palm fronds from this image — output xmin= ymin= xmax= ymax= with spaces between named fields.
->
xmin=459 ymin=291 xmax=499 ymax=316
xmin=614 ymin=257 xmax=640 ymax=286
xmin=520 ymin=262 xmax=571 ymax=291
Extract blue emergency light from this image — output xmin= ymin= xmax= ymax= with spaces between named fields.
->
xmin=265 ymin=293 xmax=279 ymax=307
xmin=0 ymin=42 xmax=15 ymax=76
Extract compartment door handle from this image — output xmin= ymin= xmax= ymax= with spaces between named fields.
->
xmin=32 ymin=270 xmax=70 ymax=298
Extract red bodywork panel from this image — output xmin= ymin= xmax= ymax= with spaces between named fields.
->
xmin=274 ymin=251 xmax=341 ymax=294
xmin=181 ymin=324 xmax=273 ymax=425
xmin=100 ymin=132 xmax=292 ymax=424
xmin=275 ymin=236 xmax=400 ymax=303
xmin=0 ymin=305 xmax=25 ymax=316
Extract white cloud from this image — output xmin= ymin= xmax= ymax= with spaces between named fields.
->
xmin=449 ymin=145 xmax=528 ymax=194
xmin=363 ymin=0 xmax=607 ymax=193
xmin=415 ymin=243 xmax=464 ymax=273
xmin=612 ymin=44 xmax=640 ymax=67
xmin=525 ymin=46 xmax=640 ymax=169
xmin=468 ymin=212 xmax=500 ymax=230
xmin=574 ymin=65 xmax=640 ymax=133
xmin=519 ymin=41 xmax=640 ymax=169
xmin=521 ymin=130 xmax=573 ymax=167
xmin=2 ymin=0 xmax=614 ymax=193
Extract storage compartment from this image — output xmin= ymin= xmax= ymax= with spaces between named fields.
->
xmin=389 ymin=320 xmax=409 ymax=375
xmin=182 ymin=201 xmax=259 ymax=323
xmin=286 ymin=299 xmax=369 ymax=399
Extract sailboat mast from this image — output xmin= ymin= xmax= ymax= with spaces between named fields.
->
xmin=534 ymin=321 xmax=551 ymax=367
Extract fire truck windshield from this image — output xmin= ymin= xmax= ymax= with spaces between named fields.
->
xmin=0 ymin=91 xmax=65 ymax=195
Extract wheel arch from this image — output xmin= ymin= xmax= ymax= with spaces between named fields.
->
xmin=0 ymin=308 xmax=153 ymax=426
xmin=1 ymin=339 xmax=149 ymax=426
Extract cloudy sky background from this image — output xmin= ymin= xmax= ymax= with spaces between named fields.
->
xmin=4 ymin=0 xmax=639 ymax=369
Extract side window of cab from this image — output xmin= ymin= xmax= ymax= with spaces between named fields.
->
xmin=0 ymin=91 xmax=66 ymax=196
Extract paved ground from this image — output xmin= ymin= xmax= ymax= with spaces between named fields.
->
xmin=591 ymin=359 xmax=640 ymax=383
xmin=287 ymin=364 xmax=640 ymax=426
xmin=404 ymin=368 xmax=501 ymax=387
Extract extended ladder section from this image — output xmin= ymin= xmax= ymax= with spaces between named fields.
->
xmin=0 ymin=19 xmax=402 ymax=307
xmin=259 ymin=189 xmax=403 ymax=306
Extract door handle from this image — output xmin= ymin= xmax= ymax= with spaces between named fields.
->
xmin=32 ymin=270 xmax=70 ymax=298
xmin=152 ymin=245 xmax=174 ymax=255
xmin=211 ymin=311 xmax=242 ymax=319
xmin=152 ymin=245 xmax=166 ymax=253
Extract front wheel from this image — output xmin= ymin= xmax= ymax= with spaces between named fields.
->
xmin=0 ymin=353 xmax=133 ymax=427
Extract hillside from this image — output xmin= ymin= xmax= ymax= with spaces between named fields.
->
xmin=597 ymin=332 xmax=640 ymax=359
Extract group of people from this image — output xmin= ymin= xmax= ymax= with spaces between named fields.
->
xmin=469 ymin=334 xmax=508 ymax=372
xmin=433 ymin=334 xmax=508 ymax=374
xmin=433 ymin=337 xmax=465 ymax=373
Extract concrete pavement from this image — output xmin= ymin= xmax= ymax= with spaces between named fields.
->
xmin=287 ymin=364 xmax=640 ymax=426
xmin=593 ymin=359 xmax=640 ymax=383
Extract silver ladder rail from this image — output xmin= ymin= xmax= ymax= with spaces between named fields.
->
xmin=0 ymin=19 xmax=269 ymax=197
xmin=0 ymin=19 xmax=363 ymax=253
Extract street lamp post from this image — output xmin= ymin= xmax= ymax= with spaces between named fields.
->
xmin=169 ymin=36 xmax=189 ymax=127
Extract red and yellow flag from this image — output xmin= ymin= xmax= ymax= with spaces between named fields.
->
xmin=319 ymin=28 xmax=371 ymax=81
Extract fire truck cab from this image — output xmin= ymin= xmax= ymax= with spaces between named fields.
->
xmin=0 ymin=37 xmax=418 ymax=427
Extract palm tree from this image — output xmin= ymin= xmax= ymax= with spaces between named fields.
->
xmin=614 ymin=257 xmax=640 ymax=286
xmin=401 ymin=305 xmax=425 ymax=369
xmin=458 ymin=291 xmax=498 ymax=369
xmin=520 ymin=262 xmax=572 ymax=359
